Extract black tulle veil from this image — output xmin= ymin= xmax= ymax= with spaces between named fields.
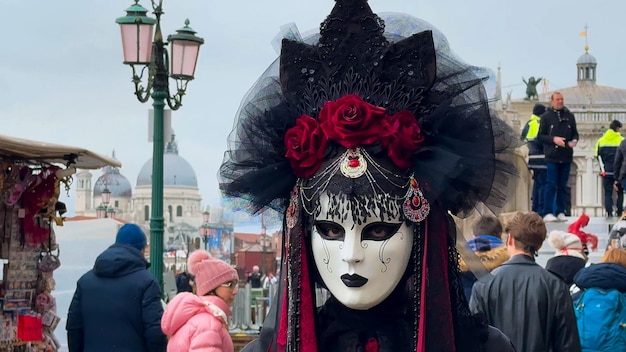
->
xmin=220 ymin=2 xmax=519 ymax=351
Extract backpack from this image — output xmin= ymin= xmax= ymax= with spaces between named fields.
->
xmin=574 ymin=287 xmax=626 ymax=351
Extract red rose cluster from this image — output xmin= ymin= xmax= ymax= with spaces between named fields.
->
xmin=284 ymin=95 xmax=425 ymax=177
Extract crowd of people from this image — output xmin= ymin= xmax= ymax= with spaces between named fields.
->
xmin=64 ymin=224 xmax=244 ymax=351
xmin=63 ymin=214 xmax=626 ymax=352
xmin=521 ymin=94 xmax=580 ymax=222
xmin=465 ymin=213 xmax=626 ymax=351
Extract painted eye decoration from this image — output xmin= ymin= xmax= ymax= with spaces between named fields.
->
xmin=362 ymin=222 xmax=402 ymax=241
xmin=315 ymin=221 xmax=345 ymax=240
xmin=314 ymin=221 xmax=402 ymax=241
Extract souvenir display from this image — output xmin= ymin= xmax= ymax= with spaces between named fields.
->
xmin=0 ymin=162 xmax=70 ymax=351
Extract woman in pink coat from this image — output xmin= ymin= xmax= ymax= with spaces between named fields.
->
xmin=162 ymin=250 xmax=239 ymax=352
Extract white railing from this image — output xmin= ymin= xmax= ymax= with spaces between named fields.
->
xmin=574 ymin=111 xmax=626 ymax=123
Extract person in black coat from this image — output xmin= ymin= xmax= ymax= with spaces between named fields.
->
xmin=545 ymin=230 xmax=587 ymax=286
xmin=175 ymin=271 xmax=194 ymax=293
xmin=470 ymin=212 xmax=581 ymax=352
xmin=66 ymin=224 xmax=166 ymax=352
xmin=537 ymin=92 xmax=579 ymax=222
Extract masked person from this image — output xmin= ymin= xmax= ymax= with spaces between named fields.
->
xmin=220 ymin=1 xmax=519 ymax=351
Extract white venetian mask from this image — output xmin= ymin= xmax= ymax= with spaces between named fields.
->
xmin=311 ymin=192 xmax=413 ymax=310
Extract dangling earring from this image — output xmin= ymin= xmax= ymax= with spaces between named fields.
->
xmin=403 ymin=175 xmax=430 ymax=223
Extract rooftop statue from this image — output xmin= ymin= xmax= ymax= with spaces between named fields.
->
xmin=523 ymin=76 xmax=543 ymax=101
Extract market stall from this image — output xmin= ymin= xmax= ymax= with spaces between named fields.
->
xmin=0 ymin=134 xmax=119 ymax=351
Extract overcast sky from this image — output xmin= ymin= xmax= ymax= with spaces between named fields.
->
xmin=1 ymin=0 xmax=625 ymax=215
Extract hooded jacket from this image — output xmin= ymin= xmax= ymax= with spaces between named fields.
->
xmin=66 ymin=244 xmax=166 ymax=352
xmin=574 ymin=262 xmax=626 ymax=293
xmin=161 ymin=293 xmax=234 ymax=352
xmin=595 ymin=129 xmax=623 ymax=175
xmin=459 ymin=244 xmax=509 ymax=301
xmin=521 ymin=114 xmax=546 ymax=169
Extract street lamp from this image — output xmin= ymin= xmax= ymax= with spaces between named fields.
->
xmin=199 ymin=224 xmax=209 ymax=250
xmin=202 ymin=210 xmax=210 ymax=223
xmin=199 ymin=210 xmax=210 ymax=250
xmin=258 ymin=228 xmax=271 ymax=276
xmin=101 ymin=187 xmax=111 ymax=218
xmin=101 ymin=187 xmax=111 ymax=206
xmin=96 ymin=187 xmax=111 ymax=219
xmin=96 ymin=205 xmax=106 ymax=219
xmin=116 ymin=0 xmax=203 ymax=291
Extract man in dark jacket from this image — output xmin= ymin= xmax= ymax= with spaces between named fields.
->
xmin=175 ymin=271 xmax=194 ymax=293
xmin=521 ymin=103 xmax=548 ymax=213
xmin=66 ymin=224 xmax=166 ymax=352
xmin=459 ymin=216 xmax=508 ymax=301
xmin=613 ymin=133 xmax=626 ymax=213
xmin=537 ymin=92 xmax=579 ymax=222
xmin=595 ymin=119 xmax=623 ymax=217
xmin=469 ymin=212 xmax=581 ymax=352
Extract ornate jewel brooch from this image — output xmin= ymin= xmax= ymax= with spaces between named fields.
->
xmin=340 ymin=148 xmax=367 ymax=178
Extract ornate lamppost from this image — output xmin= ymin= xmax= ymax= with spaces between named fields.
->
xmin=96 ymin=187 xmax=111 ymax=219
xmin=116 ymin=0 xmax=204 ymax=291
xmin=199 ymin=210 xmax=210 ymax=251
xmin=96 ymin=205 xmax=106 ymax=219
xmin=258 ymin=226 xmax=271 ymax=276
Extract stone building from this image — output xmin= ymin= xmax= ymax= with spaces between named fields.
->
xmin=74 ymin=135 xmax=203 ymax=224
xmin=134 ymin=135 xmax=203 ymax=223
xmin=512 ymin=45 xmax=626 ymax=216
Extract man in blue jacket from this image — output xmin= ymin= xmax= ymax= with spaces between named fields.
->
xmin=66 ymin=224 xmax=166 ymax=352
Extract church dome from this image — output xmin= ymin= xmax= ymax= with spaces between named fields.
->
xmin=94 ymin=165 xmax=133 ymax=198
xmin=136 ymin=138 xmax=198 ymax=188
xmin=577 ymin=52 xmax=597 ymax=65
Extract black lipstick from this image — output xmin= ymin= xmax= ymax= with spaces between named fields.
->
xmin=340 ymin=273 xmax=368 ymax=287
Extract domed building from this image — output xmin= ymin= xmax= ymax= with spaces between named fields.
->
xmin=133 ymin=135 xmax=202 ymax=224
xmin=75 ymin=151 xmax=133 ymax=217
xmin=74 ymin=137 xmax=203 ymax=224
xmin=541 ymin=46 xmax=626 ymax=108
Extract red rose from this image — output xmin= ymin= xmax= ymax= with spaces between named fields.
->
xmin=319 ymin=95 xmax=391 ymax=148
xmin=284 ymin=115 xmax=328 ymax=178
xmin=383 ymin=110 xmax=425 ymax=169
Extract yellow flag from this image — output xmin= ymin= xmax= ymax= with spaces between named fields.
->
xmin=579 ymin=30 xmax=587 ymax=37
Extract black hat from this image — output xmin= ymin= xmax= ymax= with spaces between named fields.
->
xmin=610 ymin=119 xmax=623 ymax=130
xmin=532 ymin=104 xmax=546 ymax=116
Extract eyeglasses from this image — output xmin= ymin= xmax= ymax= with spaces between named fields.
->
xmin=220 ymin=280 xmax=239 ymax=289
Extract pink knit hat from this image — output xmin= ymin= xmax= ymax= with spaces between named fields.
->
xmin=187 ymin=250 xmax=238 ymax=296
